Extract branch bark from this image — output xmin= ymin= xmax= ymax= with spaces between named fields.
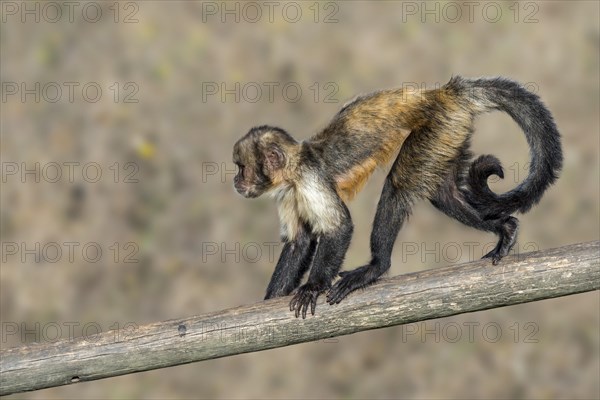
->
xmin=1 ymin=241 xmax=599 ymax=395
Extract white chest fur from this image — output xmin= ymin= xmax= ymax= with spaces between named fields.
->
xmin=272 ymin=171 xmax=342 ymax=241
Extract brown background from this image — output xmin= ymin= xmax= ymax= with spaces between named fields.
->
xmin=1 ymin=1 xmax=598 ymax=398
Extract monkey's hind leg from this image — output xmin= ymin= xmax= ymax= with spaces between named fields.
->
xmin=429 ymin=171 xmax=519 ymax=265
xmin=326 ymin=126 xmax=445 ymax=305
xmin=480 ymin=216 xmax=519 ymax=264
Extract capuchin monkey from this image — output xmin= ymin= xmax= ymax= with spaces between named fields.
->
xmin=232 ymin=76 xmax=562 ymax=318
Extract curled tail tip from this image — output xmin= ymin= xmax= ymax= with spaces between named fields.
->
xmin=468 ymin=155 xmax=504 ymax=185
xmin=463 ymin=155 xmax=505 ymax=220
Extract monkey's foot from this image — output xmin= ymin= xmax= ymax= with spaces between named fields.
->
xmin=289 ymin=283 xmax=327 ymax=319
xmin=327 ymin=265 xmax=379 ymax=305
xmin=481 ymin=247 xmax=503 ymax=265
xmin=482 ymin=216 xmax=519 ymax=265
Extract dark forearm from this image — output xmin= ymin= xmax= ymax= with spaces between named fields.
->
xmin=305 ymin=222 xmax=353 ymax=288
xmin=264 ymin=233 xmax=316 ymax=299
xmin=288 ymin=220 xmax=353 ymax=318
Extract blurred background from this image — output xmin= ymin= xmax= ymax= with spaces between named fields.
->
xmin=1 ymin=1 xmax=598 ymax=398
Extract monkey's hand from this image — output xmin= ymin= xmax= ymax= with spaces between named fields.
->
xmin=327 ymin=265 xmax=378 ymax=304
xmin=289 ymin=283 xmax=328 ymax=319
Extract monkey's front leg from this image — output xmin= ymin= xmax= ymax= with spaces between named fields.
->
xmin=289 ymin=221 xmax=353 ymax=318
xmin=265 ymin=228 xmax=317 ymax=300
xmin=327 ymin=178 xmax=409 ymax=304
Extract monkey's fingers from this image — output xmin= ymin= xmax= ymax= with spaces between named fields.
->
xmin=289 ymin=295 xmax=299 ymax=313
xmin=310 ymin=294 xmax=317 ymax=316
xmin=296 ymin=294 xmax=306 ymax=318
xmin=295 ymin=297 xmax=302 ymax=318
xmin=327 ymin=287 xmax=348 ymax=305
xmin=290 ymin=291 xmax=306 ymax=318
xmin=304 ymin=290 xmax=319 ymax=319
xmin=301 ymin=298 xmax=309 ymax=319
xmin=327 ymin=280 xmax=353 ymax=304
xmin=328 ymin=267 xmax=371 ymax=304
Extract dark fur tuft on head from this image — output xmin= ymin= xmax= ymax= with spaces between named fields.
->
xmin=247 ymin=125 xmax=297 ymax=144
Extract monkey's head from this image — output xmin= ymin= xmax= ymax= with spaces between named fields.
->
xmin=233 ymin=125 xmax=298 ymax=198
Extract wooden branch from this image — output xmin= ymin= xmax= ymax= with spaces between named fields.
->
xmin=1 ymin=241 xmax=598 ymax=395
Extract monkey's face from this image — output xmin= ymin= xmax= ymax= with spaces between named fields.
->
xmin=232 ymin=143 xmax=269 ymax=198
xmin=232 ymin=126 xmax=293 ymax=198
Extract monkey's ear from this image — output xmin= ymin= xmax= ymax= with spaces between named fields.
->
xmin=265 ymin=145 xmax=285 ymax=170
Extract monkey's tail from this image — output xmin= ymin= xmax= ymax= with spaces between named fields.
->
xmin=450 ymin=76 xmax=563 ymax=219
